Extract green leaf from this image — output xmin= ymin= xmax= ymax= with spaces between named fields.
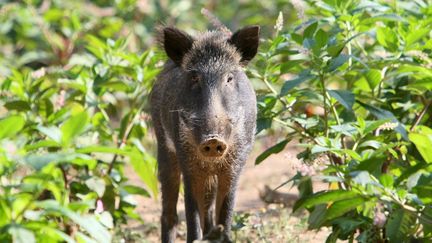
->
xmin=24 ymin=153 xmax=93 ymax=170
xmin=380 ymin=174 xmax=394 ymax=188
xmin=256 ymin=117 xmax=272 ymax=135
xmin=332 ymin=217 xmax=366 ymax=237
xmin=85 ymin=177 xmax=106 ymax=198
xmin=0 ymin=198 xmax=11 ymax=227
xmin=350 ymin=171 xmax=374 ymax=186
xmin=327 ymin=54 xmax=349 ymax=72
xmin=280 ymin=59 xmax=304 ymax=74
xmin=9 ymin=225 xmax=36 ymax=243
xmin=330 ymin=124 xmax=357 ymax=137
xmin=355 ymin=156 xmax=386 ymax=177
xmin=385 ymin=207 xmax=415 ymax=242
xmin=25 ymin=140 xmax=61 ymax=151
xmin=128 ymin=149 xmax=158 ymax=198
xmin=324 ymin=196 xmax=366 ymax=220
xmin=0 ymin=115 xmax=25 ymax=139
xmin=255 ymin=139 xmax=290 ymax=165
xmin=328 ymin=90 xmax=355 ymax=111
xmin=36 ymin=126 xmax=62 ymax=144
xmin=308 ymin=204 xmax=327 ymax=229
xmin=98 ymin=211 xmax=114 ymax=229
xmin=291 ymin=33 xmax=303 ymax=45
xmin=77 ymin=146 xmax=129 ymax=156
xmin=362 ymin=119 xmax=391 ymax=135
xmin=4 ymin=100 xmax=31 ymax=111
xmin=357 ymin=101 xmax=407 ymax=140
xmin=365 ymin=69 xmax=382 ymax=90
xmin=61 ymin=112 xmax=89 ymax=145
xmin=293 ymin=190 xmax=358 ymax=212
xmin=304 ymin=21 xmax=318 ymax=38
xmin=122 ymin=185 xmax=150 ymax=197
xmin=280 ymin=72 xmax=314 ymax=96
xmin=327 ymin=43 xmax=345 ymax=57
xmin=376 ymin=27 xmax=399 ymax=52
xmin=37 ymin=200 xmax=111 ymax=243
xmin=405 ymin=28 xmax=429 ymax=49
xmin=315 ymin=29 xmax=328 ymax=48
xmin=409 ymin=132 xmax=432 ymax=163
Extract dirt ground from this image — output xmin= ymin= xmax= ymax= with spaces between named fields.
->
xmin=124 ymin=142 xmax=332 ymax=243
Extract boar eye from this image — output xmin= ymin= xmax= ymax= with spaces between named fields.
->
xmin=227 ymin=74 xmax=233 ymax=83
xmin=190 ymin=72 xmax=200 ymax=83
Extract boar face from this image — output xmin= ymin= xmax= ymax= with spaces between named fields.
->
xmin=161 ymin=26 xmax=259 ymax=159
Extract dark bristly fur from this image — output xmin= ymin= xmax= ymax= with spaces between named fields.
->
xmin=150 ymin=25 xmax=259 ymax=243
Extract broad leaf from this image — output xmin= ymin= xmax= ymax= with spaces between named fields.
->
xmin=386 ymin=207 xmax=416 ymax=242
xmin=358 ymin=101 xmax=408 ymax=140
xmin=255 ymin=139 xmax=290 ymax=165
xmin=376 ymin=27 xmax=399 ymax=52
xmin=280 ymin=72 xmax=314 ymax=96
xmin=328 ymin=90 xmax=355 ymax=111
xmin=128 ymin=149 xmax=158 ymax=198
xmin=327 ymin=54 xmax=349 ymax=72
xmin=85 ymin=177 xmax=106 ymax=198
xmin=324 ymin=196 xmax=366 ymax=220
xmin=365 ymin=69 xmax=382 ymax=90
xmin=409 ymin=131 xmax=432 ymax=163
xmin=9 ymin=225 xmax=36 ymax=243
xmin=293 ymin=190 xmax=358 ymax=212
xmin=61 ymin=112 xmax=89 ymax=145
xmin=0 ymin=115 xmax=25 ymax=139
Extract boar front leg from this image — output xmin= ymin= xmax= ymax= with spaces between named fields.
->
xmin=158 ymin=148 xmax=180 ymax=243
xmin=215 ymin=172 xmax=240 ymax=240
xmin=183 ymin=175 xmax=202 ymax=243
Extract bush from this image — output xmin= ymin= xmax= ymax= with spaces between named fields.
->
xmin=255 ymin=0 xmax=432 ymax=241
xmin=0 ymin=1 xmax=160 ymax=241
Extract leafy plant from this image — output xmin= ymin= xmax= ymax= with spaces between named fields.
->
xmin=255 ymin=0 xmax=432 ymax=241
xmin=0 ymin=1 xmax=161 ymax=241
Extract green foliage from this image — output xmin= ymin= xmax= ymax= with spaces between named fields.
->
xmin=0 ymin=0 xmax=162 ymax=241
xmin=255 ymin=0 xmax=432 ymax=241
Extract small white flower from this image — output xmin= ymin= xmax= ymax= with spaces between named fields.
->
xmin=290 ymin=0 xmax=306 ymax=19
xmin=274 ymin=12 xmax=284 ymax=32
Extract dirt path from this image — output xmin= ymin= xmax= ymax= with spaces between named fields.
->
xmin=125 ymin=142 xmax=331 ymax=242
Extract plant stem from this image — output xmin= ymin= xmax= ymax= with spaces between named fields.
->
xmin=107 ymin=102 xmax=146 ymax=175
xmin=320 ymin=74 xmax=329 ymax=136
xmin=346 ymin=21 xmax=353 ymax=67
xmin=263 ymin=77 xmax=278 ymax=95
xmin=410 ymin=98 xmax=431 ymax=132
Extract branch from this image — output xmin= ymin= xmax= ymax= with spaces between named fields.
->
xmin=410 ymin=98 xmax=431 ymax=132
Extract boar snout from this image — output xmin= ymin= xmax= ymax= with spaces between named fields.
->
xmin=199 ymin=136 xmax=227 ymax=157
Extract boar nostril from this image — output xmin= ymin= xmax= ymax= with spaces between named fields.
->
xmin=216 ymin=145 xmax=223 ymax=153
xmin=199 ymin=138 xmax=227 ymax=157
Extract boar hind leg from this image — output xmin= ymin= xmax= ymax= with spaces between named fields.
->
xmin=159 ymin=149 xmax=180 ymax=243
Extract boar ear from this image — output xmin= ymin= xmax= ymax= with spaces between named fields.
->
xmin=229 ymin=25 xmax=260 ymax=64
xmin=161 ymin=27 xmax=194 ymax=65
